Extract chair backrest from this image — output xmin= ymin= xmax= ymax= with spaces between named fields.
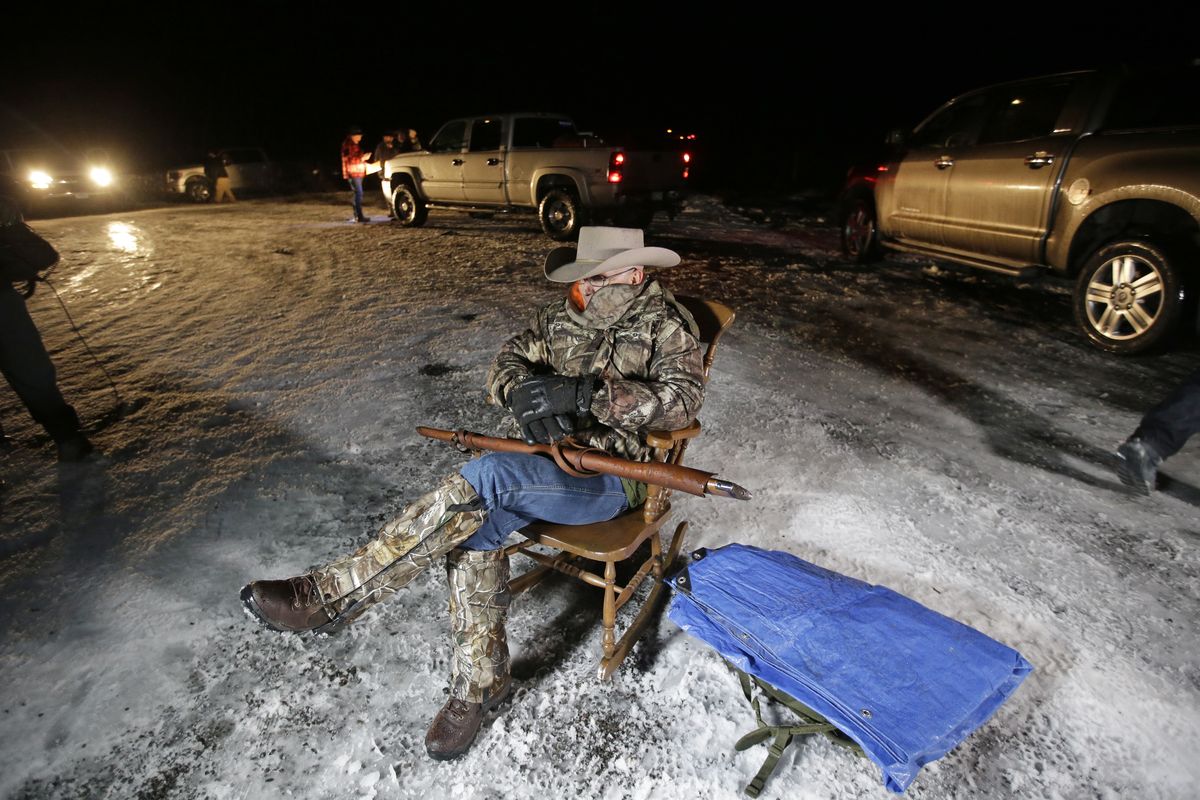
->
xmin=673 ymin=296 xmax=735 ymax=384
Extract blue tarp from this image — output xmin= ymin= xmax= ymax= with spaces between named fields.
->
xmin=667 ymin=544 xmax=1032 ymax=793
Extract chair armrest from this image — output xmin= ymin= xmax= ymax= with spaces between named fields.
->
xmin=645 ymin=420 xmax=702 ymax=449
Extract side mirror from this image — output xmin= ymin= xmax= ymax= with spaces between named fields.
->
xmin=885 ymin=128 xmax=909 ymax=147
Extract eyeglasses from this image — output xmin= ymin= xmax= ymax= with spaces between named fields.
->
xmin=581 ymin=266 xmax=638 ymax=289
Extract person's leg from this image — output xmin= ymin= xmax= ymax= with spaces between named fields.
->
xmin=457 ymin=451 xmax=629 ymax=551
xmin=424 ymin=452 xmax=627 ymax=759
xmin=1133 ymin=368 xmax=1200 ymax=459
xmin=1118 ymin=368 xmax=1200 ymax=493
xmin=381 ymin=181 xmax=394 ymax=218
xmin=350 ymin=177 xmax=365 ymax=221
xmin=241 ymin=471 xmax=486 ymax=631
xmin=0 ymin=286 xmax=91 ymax=459
xmin=425 ymin=546 xmax=511 ymax=760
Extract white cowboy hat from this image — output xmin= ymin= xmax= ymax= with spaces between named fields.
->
xmin=544 ymin=226 xmax=680 ymax=283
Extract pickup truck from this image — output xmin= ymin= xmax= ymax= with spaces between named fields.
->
xmin=382 ymin=112 xmax=690 ymax=240
xmin=837 ymin=64 xmax=1200 ymax=354
xmin=166 ymin=147 xmax=281 ymax=202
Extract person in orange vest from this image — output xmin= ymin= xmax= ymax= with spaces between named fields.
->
xmin=340 ymin=126 xmax=372 ymax=223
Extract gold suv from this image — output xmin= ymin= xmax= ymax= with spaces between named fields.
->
xmin=839 ymin=65 xmax=1200 ymax=354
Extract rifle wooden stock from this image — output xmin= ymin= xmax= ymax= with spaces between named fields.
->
xmin=416 ymin=426 xmax=750 ymax=500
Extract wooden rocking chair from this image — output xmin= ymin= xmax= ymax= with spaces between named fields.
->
xmin=503 ymin=296 xmax=736 ymax=680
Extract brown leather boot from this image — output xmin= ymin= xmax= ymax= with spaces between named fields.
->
xmin=240 ymin=575 xmax=335 ymax=633
xmin=424 ymin=676 xmax=512 ymax=761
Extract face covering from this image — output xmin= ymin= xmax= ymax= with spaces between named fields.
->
xmin=566 ymin=282 xmax=646 ymax=328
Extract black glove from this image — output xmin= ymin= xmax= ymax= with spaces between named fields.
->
xmin=509 ymin=375 xmax=596 ymax=444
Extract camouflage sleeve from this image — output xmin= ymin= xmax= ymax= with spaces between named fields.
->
xmin=485 ymin=306 xmax=552 ymax=408
xmin=591 ymin=317 xmax=705 ymax=432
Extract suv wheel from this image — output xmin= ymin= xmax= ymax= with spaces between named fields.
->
xmin=839 ymin=197 xmax=880 ymax=263
xmin=186 ymin=177 xmax=212 ymax=203
xmin=392 ymin=182 xmax=428 ymax=227
xmin=1073 ymin=240 xmax=1186 ymax=354
xmin=539 ymin=189 xmax=585 ymax=241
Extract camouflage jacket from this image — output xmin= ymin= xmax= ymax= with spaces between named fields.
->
xmin=487 ymin=280 xmax=705 ymax=463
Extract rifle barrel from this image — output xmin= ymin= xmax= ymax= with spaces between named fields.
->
xmin=417 ymin=426 xmax=749 ymax=501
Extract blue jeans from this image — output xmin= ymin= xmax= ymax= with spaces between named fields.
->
xmin=458 ymin=452 xmax=629 ymax=551
xmin=347 ymin=177 xmax=364 ymax=219
xmin=1135 ymin=367 xmax=1200 ymax=460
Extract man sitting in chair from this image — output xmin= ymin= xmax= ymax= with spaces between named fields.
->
xmin=241 ymin=226 xmax=705 ymax=760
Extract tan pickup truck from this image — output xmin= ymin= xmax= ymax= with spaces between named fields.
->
xmin=382 ymin=112 xmax=690 ymax=241
xmin=838 ymin=65 xmax=1200 ymax=353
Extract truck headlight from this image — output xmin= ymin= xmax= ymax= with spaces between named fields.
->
xmin=29 ymin=170 xmax=52 ymax=189
xmin=90 ymin=167 xmax=114 ymax=187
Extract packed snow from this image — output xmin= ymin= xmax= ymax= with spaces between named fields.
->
xmin=1 ymin=193 xmax=1198 ymax=800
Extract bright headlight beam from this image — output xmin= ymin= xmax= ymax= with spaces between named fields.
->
xmin=90 ymin=167 xmax=114 ymax=187
xmin=29 ymin=170 xmax=52 ymax=189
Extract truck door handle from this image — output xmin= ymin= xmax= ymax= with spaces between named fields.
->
xmin=934 ymin=157 xmax=955 ymax=170
xmin=1024 ymin=152 xmax=1055 ymax=168
xmin=452 ymin=159 xmax=464 ymax=166
xmin=486 ymin=158 xmax=501 ymax=166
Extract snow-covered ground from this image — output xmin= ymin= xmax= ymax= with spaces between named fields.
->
xmin=2 ymin=193 xmax=1198 ymax=799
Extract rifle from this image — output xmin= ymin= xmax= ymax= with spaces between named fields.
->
xmin=417 ymin=427 xmax=752 ymax=501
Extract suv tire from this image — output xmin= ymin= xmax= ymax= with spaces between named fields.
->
xmin=839 ymin=196 xmax=880 ymax=263
xmin=1072 ymin=240 xmax=1187 ymax=354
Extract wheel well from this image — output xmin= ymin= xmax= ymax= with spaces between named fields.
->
xmin=836 ymin=185 xmax=875 ymax=218
xmin=185 ymin=175 xmax=209 ymax=185
xmin=535 ymin=176 xmax=579 ymax=203
xmin=390 ymin=173 xmax=417 ymax=191
xmin=1068 ymin=200 xmax=1200 ymax=277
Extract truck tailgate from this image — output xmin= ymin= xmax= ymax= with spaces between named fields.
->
xmin=618 ymin=150 xmax=686 ymax=193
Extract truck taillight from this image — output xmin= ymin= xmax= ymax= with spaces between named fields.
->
xmin=608 ymin=152 xmax=624 ymax=183
xmin=682 ymin=151 xmax=691 ymax=180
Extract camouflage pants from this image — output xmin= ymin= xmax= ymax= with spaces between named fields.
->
xmin=312 ymin=472 xmax=487 ymax=625
xmin=446 ymin=547 xmax=512 ymax=703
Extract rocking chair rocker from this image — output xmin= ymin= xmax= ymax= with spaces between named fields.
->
xmin=503 ymin=296 xmax=735 ymax=680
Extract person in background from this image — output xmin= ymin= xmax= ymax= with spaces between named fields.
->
xmin=1116 ymin=368 xmax=1200 ymax=494
xmin=371 ymin=130 xmax=402 ymax=218
xmin=340 ymin=126 xmax=372 ymax=223
xmin=400 ymin=128 xmax=422 ymax=152
xmin=0 ymin=190 xmax=95 ymax=462
xmin=205 ymin=151 xmax=236 ymax=204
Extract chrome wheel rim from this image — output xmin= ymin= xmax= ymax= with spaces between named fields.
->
xmin=1083 ymin=254 xmax=1165 ymax=341
xmin=844 ymin=205 xmax=874 ymax=257
xmin=544 ymin=197 xmax=572 ymax=233
xmin=394 ymin=190 xmax=414 ymax=222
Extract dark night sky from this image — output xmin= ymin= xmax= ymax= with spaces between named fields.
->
xmin=3 ymin=2 xmax=1198 ymax=194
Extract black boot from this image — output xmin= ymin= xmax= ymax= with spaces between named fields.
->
xmin=1116 ymin=437 xmax=1161 ymax=495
